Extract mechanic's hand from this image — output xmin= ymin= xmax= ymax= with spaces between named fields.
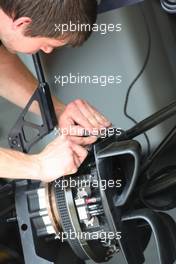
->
xmin=36 ymin=135 xmax=88 ymax=182
xmin=56 ymin=99 xmax=111 ymax=146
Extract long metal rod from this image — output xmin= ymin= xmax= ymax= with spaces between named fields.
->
xmin=119 ymin=101 xmax=176 ymax=140
xmin=32 ymin=53 xmax=46 ymax=84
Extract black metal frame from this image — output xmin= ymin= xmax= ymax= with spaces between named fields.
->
xmin=8 ymin=53 xmax=57 ymax=153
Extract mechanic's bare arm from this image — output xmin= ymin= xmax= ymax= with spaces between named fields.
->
xmin=0 ymin=135 xmax=87 ymax=182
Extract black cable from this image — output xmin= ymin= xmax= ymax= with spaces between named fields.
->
xmin=123 ymin=4 xmax=151 ymax=156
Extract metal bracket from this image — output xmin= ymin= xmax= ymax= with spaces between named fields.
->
xmin=8 ymin=53 xmax=57 ymax=153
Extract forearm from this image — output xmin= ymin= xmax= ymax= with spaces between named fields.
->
xmin=0 ymin=147 xmax=40 ymax=180
xmin=0 ymin=45 xmax=65 ymax=115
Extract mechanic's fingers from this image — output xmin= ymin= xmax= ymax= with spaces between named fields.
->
xmin=61 ymin=125 xmax=86 ymax=137
xmin=68 ymin=102 xmax=95 ymax=132
xmin=63 ymin=152 xmax=78 ymax=176
xmin=60 ymin=124 xmax=97 ymax=137
xmin=69 ymin=136 xmax=97 ymax=146
xmin=73 ymin=153 xmax=81 ymax=168
xmin=83 ymin=100 xmax=111 ymax=127
xmin=71 ymin=143 xmax=88 ymax=163
xmin=74 ymin=100 xmax=104 ymax=129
